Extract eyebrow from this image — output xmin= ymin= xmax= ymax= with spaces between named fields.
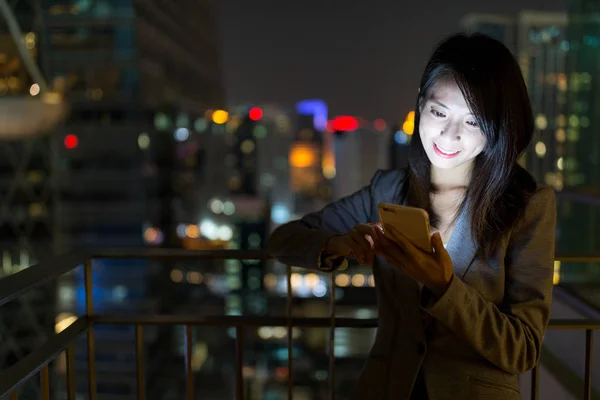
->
xmin=430 ymin=98 xmax=449 ymax=109
xmin=429 ymin=97 xmax=474 ymax=116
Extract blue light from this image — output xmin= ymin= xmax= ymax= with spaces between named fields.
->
xmin=394 ymin=130 xmax=408 ymax=144
xmin=295 ymin=99 xmax=328 ymax=132
xmin=271 ymin=203 xmax=290 ymax=224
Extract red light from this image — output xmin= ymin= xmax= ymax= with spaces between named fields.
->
xmin=333 ymin=116 xmax=358 ymax=132
xmin=374 ymin=118 xmax=387 ymax=131
xmin=249 ymin=107 xmax=263 ymax=121
xmin=64 ymin=134 xmax=79 ymax=149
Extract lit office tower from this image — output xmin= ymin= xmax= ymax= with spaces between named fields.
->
xmin=563 ymin=0 xmax=600 ymax=189
xmin=461 ymin=11 xmax=569 ymax=188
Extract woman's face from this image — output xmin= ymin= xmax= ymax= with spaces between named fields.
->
xmin=419 ymin=79 xmax=487 ymax=171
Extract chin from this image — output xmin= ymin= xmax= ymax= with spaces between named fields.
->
xmin=430 ymin=158 xmax=463 ymax=170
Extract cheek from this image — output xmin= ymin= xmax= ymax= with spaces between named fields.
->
xmin=419 ymin=118 xmax=438 ymax=140
xmin=470 ymin=135 xmax=487 ymax=154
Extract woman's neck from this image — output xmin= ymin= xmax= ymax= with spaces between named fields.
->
xmin=430 ymin=162 xmax=472 ymax=191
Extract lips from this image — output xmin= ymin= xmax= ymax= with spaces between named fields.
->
xmin=434 ymin=143 xmax=460 ymax=158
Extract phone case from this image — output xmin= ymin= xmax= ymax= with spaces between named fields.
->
xmin=377 ymin=203 xmax=432 ymax=252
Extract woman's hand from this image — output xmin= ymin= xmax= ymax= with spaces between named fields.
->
xmin=374 ymin=226 xmax=454 ymax=296
xmin=324 ymin=223 xmax=383 ymax=266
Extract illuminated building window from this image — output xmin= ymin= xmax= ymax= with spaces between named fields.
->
xmin=535 ymin=114 xmax=548 ymax=130
xmin=535 ymin=141 xmax=546 ymax=157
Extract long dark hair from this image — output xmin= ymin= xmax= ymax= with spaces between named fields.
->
xmin=403 ymin=33 xmax=537 ymax=258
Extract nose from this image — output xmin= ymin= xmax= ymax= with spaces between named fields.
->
xmin=441 ymin=121 xmax=461 ymax=141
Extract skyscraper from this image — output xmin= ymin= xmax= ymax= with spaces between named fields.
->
xmin=563 ymin=0 xmax=600 ymax=190
xmin=461 ymin=11 xmax=569 ymax=189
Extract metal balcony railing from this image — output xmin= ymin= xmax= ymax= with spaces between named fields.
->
xmin=0 ymin=250 xmax=599 ymax=400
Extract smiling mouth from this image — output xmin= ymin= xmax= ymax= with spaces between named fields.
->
xmin=434 ymin=143 xmax=461 ymax=158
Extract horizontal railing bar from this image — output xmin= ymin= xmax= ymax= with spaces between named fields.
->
xmin=93 ymin=315 xmax=600 ymax=329
xmin=0 ymin=252 xmax=89 ymax=307
xmin=555 ymin=256 xmax=600 ymax=263
xmin=555 ymin=190 xmax=600 ymax=206
xmin=91 ymin=248 xmax=269 ymax=260
xmin=546 ymin=319 xmax=600 ymax=329
xmin=1 ymin=250 xmax=599 ymax=316
xmin=94 ymin=315 xmax=380 ymax=328
xmin=0 ymin=317 xmax=91 ymax=397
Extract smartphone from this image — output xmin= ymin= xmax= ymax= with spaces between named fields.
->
xmin=377 ymin=203 xmax=432 ymax=252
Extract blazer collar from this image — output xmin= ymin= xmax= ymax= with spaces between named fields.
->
xmin=445 ymin=201 xmax=479 ymax=279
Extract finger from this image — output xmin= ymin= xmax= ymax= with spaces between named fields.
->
xmin=348 ymin=231 xmax=372 ymax=265
xmin=354 ymin=225 xmax=379 ymax=250
xmin=431 ymin=231 xmax=443 ymax=250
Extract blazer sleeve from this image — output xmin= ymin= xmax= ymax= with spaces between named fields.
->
xmin=422 ymin=185 xmax=556 ymax=374
xmin=266 ymin=170 xmax=384 ymax=271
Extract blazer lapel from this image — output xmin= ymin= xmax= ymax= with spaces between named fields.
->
xmin=445 ymin=204 xmax=479 ymax=279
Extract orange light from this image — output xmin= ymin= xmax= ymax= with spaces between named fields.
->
xmin=290 ymin=145 xmax=316 ymax=168
xmin=211 ymin=110 xmax=229 ymax=124
xmin=185 ymin=224 xmax=200 ymax=238
xmin=402 ymin=120 xmax=414 ymax=135
xmin=407 ymin=111 xmax=415 ymax=122
xmin=144 ymin=227 xmax=158 ymax=243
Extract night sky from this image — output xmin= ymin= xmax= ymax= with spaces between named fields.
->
xmin=216 ymin=0 xmax=566 ymax=123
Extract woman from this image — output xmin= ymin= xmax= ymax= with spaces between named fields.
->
xmin=267 ymin=33 xmax=556 ymax=400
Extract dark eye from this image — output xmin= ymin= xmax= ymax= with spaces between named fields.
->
xmin=466 ymin=120 xmax=479 ymax=128
xmin=430 ymin=108 xmax=445 ymax=118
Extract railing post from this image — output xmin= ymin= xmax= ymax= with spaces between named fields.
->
xmin=84 ymin=259 xmax=97 ymax=400
xmin=135 ymin=325 xmax=145 ymax=400
xmin=40 ymin=364 xmax=50 ymax=400
xmin=584 ymin=329 xmax=593 ymax=400
xmin=530 ymin=365 xmax=539 ymax=400
xmin=287 ymin=265 xmax=293 ymax=400
xmin=66 ymin=344 xmax=76 ymax=400
xmin=235 ymin=326 xmax=244 ymax=400
xmin=184 ymin=325 xmax=194 ymax=400
xmin=328 ymin=272 xmax=336 ymax=400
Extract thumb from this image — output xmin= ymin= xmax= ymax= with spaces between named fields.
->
xmin=431 ymin=232 xmax=444 ymax=252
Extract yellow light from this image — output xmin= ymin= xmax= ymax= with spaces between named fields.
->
xmin=535 ymin=141 xmax=547 ymax=157
xmin=144 ymin=227 xmax=158 ymax=242
xmin=304 ymin=273 xmax=320 ymax=288
xmin=290 ymin=273 xmax=303 ymax=289
xmin=212 ymin=110 xmax=229 ymax=124
xmin=335 ymin=274 xmax=350 ymax=287
xmin=185 ymin=224 xmax=200 ymax=238
xmin=187 ymin=271 xmax=202 ymax=284
xmin=55 ymin=313 xmax=77 ymax=334
xmin=402 ymin=120 xmax=414 ymax=135
xmin=407 ymin=111 xmax=415 ymax=122
xmin=553 ymin=261 xmax=561 ymax=285
xmin=368 ymin=274 xmax=375 ymax=287
xmin=170 ymin=269 xmax=183 ymax=282
xmin=30 ymin=83 xmax=40 ymax=96
xmin=323 ymin=165 xmax=336 ymax=179
xmin=352 ymin=274 xmax=365 ymax=287
xmin=290 ymin=145 xmax=316 ymax=168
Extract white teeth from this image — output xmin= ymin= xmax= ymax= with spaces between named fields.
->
xmin=436 ymin=144 xmax=459 ymax=155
